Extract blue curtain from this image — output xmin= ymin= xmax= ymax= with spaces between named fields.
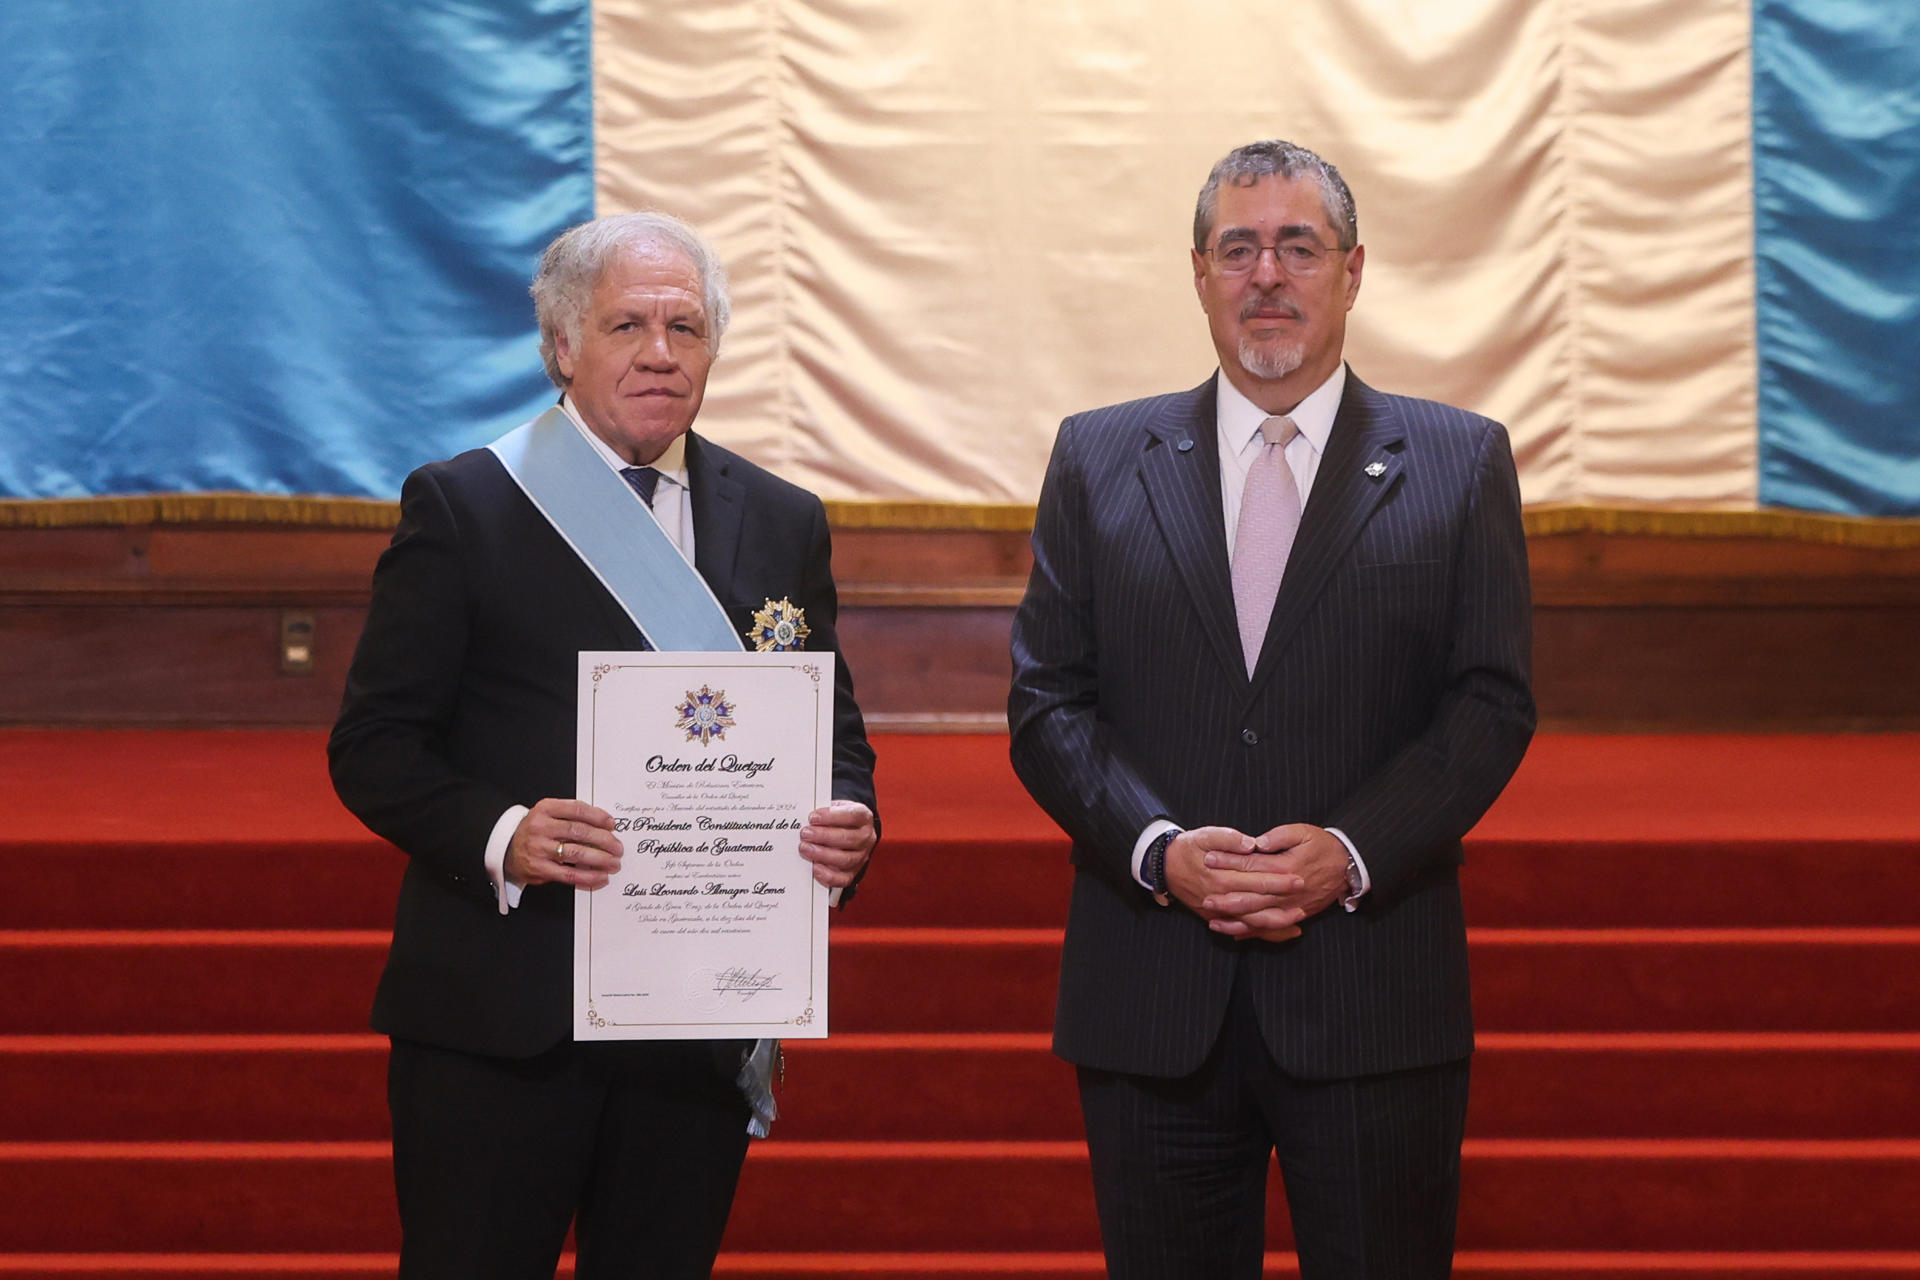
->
xmin=0 ymin=0 xmax=591 ymax=501
xmin=1754 ymin=0 xmax=1920 ymax=516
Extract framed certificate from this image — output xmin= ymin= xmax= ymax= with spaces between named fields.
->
xmin=572 ymin=651 xmax=833 ymax=1040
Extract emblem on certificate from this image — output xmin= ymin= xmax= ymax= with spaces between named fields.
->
xmin=673 ymin=684 xmax=736 ymax=746
xmin=747 ymin=598 xmax=810 ymax=652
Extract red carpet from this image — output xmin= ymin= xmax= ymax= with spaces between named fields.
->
xmin=7 ymin=728 xmax=1916 ymax=847
xmin=3 ymin=729 xmax=1919 ymax=1277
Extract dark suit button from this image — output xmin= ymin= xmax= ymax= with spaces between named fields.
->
xmin=1241 ymin=728 xmax=1259 ymax=746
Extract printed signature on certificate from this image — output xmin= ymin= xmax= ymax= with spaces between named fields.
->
xmin=710 ymin=967 xmax=782 ymax=1000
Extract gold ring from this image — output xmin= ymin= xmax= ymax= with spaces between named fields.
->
xmin=556 ymin=842 xmax=573 ymax=865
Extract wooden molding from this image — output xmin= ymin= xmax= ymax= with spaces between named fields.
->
xmin=2 ymin=523 xmax=1916 ymax=730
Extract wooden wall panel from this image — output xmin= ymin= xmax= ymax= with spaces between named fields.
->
xmin=2 ymin=523 xmax=1915 ymax=730
xmin=1533 ymin=604 xmax=1920 ymax=731
xmin=836 ymin=605 xmax=1013 ymax=732
xmin=0 ymin=604 xmax=365 ymax=727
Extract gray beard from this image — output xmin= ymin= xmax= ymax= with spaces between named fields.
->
xmin=1237 ymin=336 xmax=1305 ymax=381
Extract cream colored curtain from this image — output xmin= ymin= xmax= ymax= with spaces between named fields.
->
xmin=594 ymin=0 xmax=1757 ymax=509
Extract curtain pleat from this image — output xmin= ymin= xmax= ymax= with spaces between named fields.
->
xmin=594 ymin=0 xmax=1760 ymax=509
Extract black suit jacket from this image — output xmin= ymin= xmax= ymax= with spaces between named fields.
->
xmin=1009 ymin=370 xmax=1533 ymax=1081
xmin=330 ymin=431 xmax=876 ymax=1060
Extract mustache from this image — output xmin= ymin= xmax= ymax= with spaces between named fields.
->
xmin=1240 ymin=294 xmax=1302 ymax=322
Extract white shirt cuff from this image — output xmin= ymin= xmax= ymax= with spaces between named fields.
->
xmin=1131 ymin=819 xmax=1182 ymax=892
xmin=1326 ymin=826 xmax=1369 ymax=911
xmin=485 ymin=805 xmax=529 ymax=916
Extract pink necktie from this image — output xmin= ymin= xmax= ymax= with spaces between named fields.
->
xmin=1231 ymin=415 xmax=1302 ymax=675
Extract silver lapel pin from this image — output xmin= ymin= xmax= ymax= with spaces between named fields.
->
xmin=1364 ymin=460 xmax=1387 ymax=478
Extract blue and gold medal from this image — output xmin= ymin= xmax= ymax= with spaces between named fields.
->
xmin=747 ymin=598 xmax=810 ymax=652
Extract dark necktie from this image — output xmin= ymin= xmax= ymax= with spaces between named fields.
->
xmin=621 ymin=465 xmax=662 ymax=507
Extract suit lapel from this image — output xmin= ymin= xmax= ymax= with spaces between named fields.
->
xmin=687 ymin=432 xmax=746 ymax=606
xmin=1136 ymin=380 xmax=1244 ymax=681
xmin=1250 ymin=373 xmax=1406 ymax=686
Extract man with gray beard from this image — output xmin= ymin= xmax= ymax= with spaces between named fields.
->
xmin=1008 ymin=139 xmax=1535 ymax=1277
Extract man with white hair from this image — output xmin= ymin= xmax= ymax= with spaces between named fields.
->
xmin=331 ymin=211 xmax=878 ymax=1279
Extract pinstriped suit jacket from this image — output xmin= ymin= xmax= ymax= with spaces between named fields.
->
xmin=1009 ymin=369 xmax=1535 ymax=1081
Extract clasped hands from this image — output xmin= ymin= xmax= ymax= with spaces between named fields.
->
xmin=503 ymin=796 xmax=877 ymax=891
xmin=1164 ymin=824 xmax=1351 ymax=943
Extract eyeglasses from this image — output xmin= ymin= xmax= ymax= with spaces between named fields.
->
xmin=1206 ymin=238 xmax=1342 ymax=278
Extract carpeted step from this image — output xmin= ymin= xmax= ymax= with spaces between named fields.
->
xmin=0 ymin=928 xmax=1068 ymax=1035
xmin=0 ymin=932 xmax=389 ymax=1035
xmin=13 ymin=836 xmax=1920 ymax=933
xmin=0 ymin=1258 xmax=413 ymax=1279
xmin=1465 ymin=929 xmax=1920 ymax=1032
xmin=0 ymin=1035 xmax=392 ymax=1143
xmin=1462 ymin=1032 xmax=1920 ymax=1139
xmin=782 ymin=1031 xmax=1920 ymax=1142
xmin=719 ymin=1252 xmax=1920 ymax=1280
xmin=6 ymin=1252 xmax=1920 ymax=1279
xmin=1459 ymin=839 xmax=1920 ymax=930
xmin=0 ymin=841 xmax=406 ymax=931
xmin=4 ymin=1140 xmax=1919 ymax=1254
xmin=9 ymin=729 xmax=1920 ymax=935
xmin=803 ymin=838 xmax=1920 ymax=931
xmin=6 ymin=1032 xmax=1916 ymax=1144
xmin=6 ymin=928 xmax=1919 ymax=1036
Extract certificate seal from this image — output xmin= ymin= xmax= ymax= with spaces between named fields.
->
xmin=686 ymin=967 xmax=728 ymax=1014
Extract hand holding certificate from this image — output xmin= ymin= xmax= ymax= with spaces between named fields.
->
xmin=574 ymin=651 xmax=835 ymax=1040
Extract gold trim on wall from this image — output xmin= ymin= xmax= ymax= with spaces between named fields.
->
xmin=1520 ymin=504 xmax=1920 ymax=549
xmin=819 ymin=501 xmax=1036 ymax=531
xmin=5 ymin=494 xmax=1920 ymax=547
xmin=0 ymin=494 xmax=403 ymax=530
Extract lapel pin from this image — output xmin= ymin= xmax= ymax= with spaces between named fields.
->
xmin=1177 ymin=439 xmax=1195 ymax=453
xmin=1364 ymin=461 xmax=1387 ymax=478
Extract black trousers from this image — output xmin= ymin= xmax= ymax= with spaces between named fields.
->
xmin=1077 ymin=972 xmax=1471 ymax=1280
xmin=388 ymin=1037 xmax=751 ymax=1280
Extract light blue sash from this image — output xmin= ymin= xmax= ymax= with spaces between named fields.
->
xmin=487 ymin=407 xmax=741 ymax=654
xmin=491 ymin=408 xmax=783 ymax=1136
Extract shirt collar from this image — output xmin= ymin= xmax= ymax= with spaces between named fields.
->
xmin=559 ymin=395 xmax=690 ymax=487
xmin=1215 ymin=363 xmax=1347 ymax=456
